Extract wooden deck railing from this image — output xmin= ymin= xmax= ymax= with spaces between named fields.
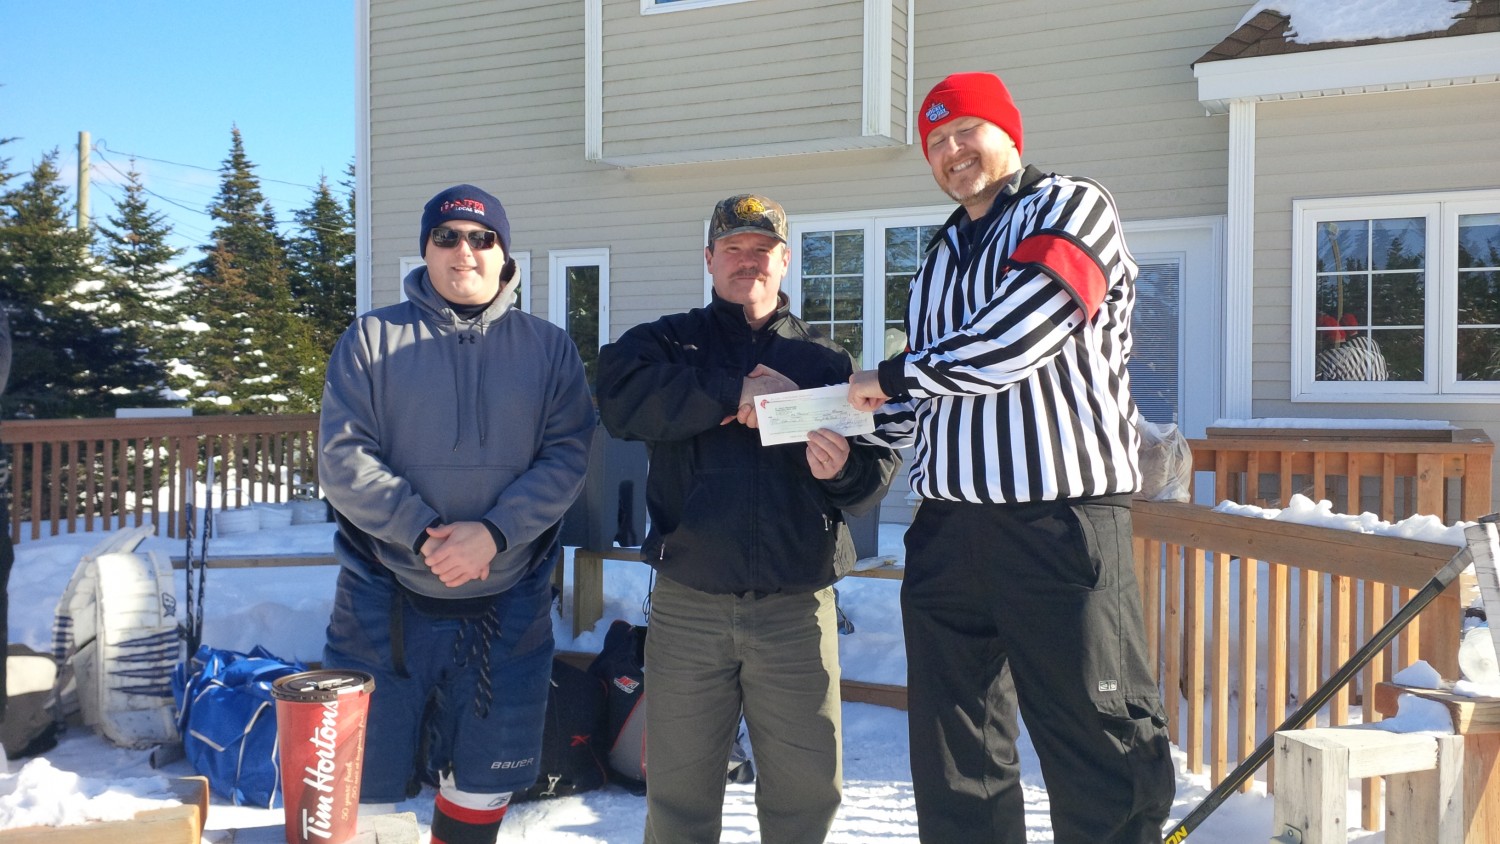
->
xmin=1133 ymin=499 xmax=1475 ymax=832
xmin=1190 ymin=426 xmax=1493 ymax=523
xmin=4 ymin=415 xmax=1494 ymax=834
xmin=2 ymin=414 xmax=321 ymax=544
xmin=1160 ymin=428 xmax=1491 ymax=832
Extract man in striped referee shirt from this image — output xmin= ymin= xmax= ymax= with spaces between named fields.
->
xmin=848 ymin=72 xmax=1174 ymax=843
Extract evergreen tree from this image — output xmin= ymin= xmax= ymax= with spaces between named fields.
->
xmin=287 ymin=172 xmax=355 ymax=355
xmin=174 ymin=127 xmax=320 ymax=413
xmin=95 ymin=164 xmax=185 ymax=358
xmin=0 ymin=151 xmax=164 ymax=418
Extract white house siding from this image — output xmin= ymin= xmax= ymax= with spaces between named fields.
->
xmin=915 ymin=0 xmax=1245 ymax=219
xmin=1250 ymin=83 xmax=1500 ymax=499
xmin=600 ymin=0 xmax=868 ymax=159
xmin=366 ymin=0 xmax=1243 ymax=320
xmin=365 ymin=0 xmax=1248 ymax=521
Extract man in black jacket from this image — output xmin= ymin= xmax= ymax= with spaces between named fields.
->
xmin=597 ymin=194 xmax=899 ymax=844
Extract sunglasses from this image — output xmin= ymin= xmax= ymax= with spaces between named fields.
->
xmin=430 ymin=226 xmax=500 ymax=251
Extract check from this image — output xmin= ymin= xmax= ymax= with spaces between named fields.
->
xmin=753 ymin=384 xmax=875 ymax=447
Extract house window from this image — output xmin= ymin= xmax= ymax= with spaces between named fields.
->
xmin=799 ymin=229 xmax=867 ymax=361
xmin=1129 ymin=258 xmax=1183 ymax=425
xmin=784 ymin=211 xmax=948 ymax=368
xmin=883 ymin=224 xmax=944 ymax=361
xmin=641 ymin=0 xmax=759 ymax=14
xmin=1293 ymin=190 xmax=1500 ymax=401
xmin=1456 ymin=211 xmax=1500 ymax=382
xmin=548 ymin=249 xmax=609 ymax=391
xmin=1312 ymin=216 xmax=1424 ymax=382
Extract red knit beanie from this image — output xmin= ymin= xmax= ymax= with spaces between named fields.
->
xmin=1317 ymin=313 xmax=1345 ymax=343
xmin=918 ymin=72 xmax=1024 ymax=158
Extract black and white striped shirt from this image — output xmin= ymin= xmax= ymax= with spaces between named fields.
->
xmin=1315 ymin=335 xmax=1388 ymax=382
xmin=870 ymin=166 xmax=1142 ymax=504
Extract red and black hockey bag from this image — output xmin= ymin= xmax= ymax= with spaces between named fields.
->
xmin=587 ymin=619 xmax=754 ymax=793
xmin=515 ymin=657 xmax=609 ymax=801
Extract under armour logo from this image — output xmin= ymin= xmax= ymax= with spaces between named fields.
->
xmin=458 ymin=333 xmax=477 ymax=344
xmin=570 ymin=734 xmax=592 ymax=747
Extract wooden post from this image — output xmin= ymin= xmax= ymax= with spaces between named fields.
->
xmin=1386 ymin=734 xmax=1465 ymax=844
xmin=1185 ymin=547 xmax=1205 ymax=774
xmin=1237 ymin=554 xmax=1259 ymax=792
xmin=1272 ymin=729 xmax=1350 ymax=844
xmin=1211 ymin=550 xmax=1230 ymax=783
xmin=1273 ymin=728 xmax=1453 ymax=844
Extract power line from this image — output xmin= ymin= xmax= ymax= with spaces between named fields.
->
xmin=91 ymin=147 xmax=350 ymax=238
xmin=92 ymin=150 xmax=215 ymax=219
xmin=93 ymin=139 xmax=325 ymax=190
xmin=86 ymin=179 xmax=215 ymax=244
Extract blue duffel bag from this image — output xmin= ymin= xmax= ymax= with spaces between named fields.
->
xmin=171 ymin=644 xmax=307 ymax=807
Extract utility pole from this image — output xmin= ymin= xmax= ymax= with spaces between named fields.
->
xmin=77 ymin=130 xmax=90 ymax=231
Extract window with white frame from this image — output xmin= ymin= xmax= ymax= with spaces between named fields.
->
xmin=1292 ymin=190 xmax=1500 ymax=401
xmin=1129 ymin=257 xmax=1183 ymax=425
xmin=642 ymin=0 xmax=758 ymax=14
xmin=548 ymin=249 xmax=609 ymax=392
xmin=783 ymin=211 xmax=948 ymax=368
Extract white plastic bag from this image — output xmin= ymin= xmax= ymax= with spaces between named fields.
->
xmin=1136 ymin=419 xmax=1192 ymax=503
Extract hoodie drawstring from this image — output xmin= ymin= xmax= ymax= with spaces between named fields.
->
xmin=477 ymin=348 xmax=489 ymax=446
xmin=450 ymin=355 xmax=465 ymax=451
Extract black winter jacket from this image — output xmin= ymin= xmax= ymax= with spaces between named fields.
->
xmin=597 ymin=293 xmax=900 ymax=595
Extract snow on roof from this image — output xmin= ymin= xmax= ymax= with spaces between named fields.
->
xmin=1238 ymin=0 xmax=1473 ymax=45
xmin=1197 ymin=0 xmax=1495 ymax=65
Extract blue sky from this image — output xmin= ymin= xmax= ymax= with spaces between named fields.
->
xmin=0 ymin=1 xmax=354 ymax=255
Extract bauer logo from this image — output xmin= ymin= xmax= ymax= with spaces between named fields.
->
xmin=490 ymin=757 xmax=536 ymax=770
xmin=613 ymin=675 xmax=641 ymax=694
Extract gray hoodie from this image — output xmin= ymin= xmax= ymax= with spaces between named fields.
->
xmin=319 ymin=267 xmax=595 ymax=600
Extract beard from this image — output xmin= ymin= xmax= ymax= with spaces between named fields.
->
xmin=942 ymin=164 xmax=1010 ymax=210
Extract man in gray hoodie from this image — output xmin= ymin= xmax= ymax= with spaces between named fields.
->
xmin=319 ymin=184 xmax=595 ymax=843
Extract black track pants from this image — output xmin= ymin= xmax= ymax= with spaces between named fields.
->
xmin=901 ymin=497 xmax=1174 ymax=844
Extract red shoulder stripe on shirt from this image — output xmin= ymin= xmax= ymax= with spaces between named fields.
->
xmin=1008 ymin=232 xmax=1108 ymax=320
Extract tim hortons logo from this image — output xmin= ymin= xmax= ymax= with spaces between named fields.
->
xmin=613 ymin=675 xmax=641 ymax=694
xmin=299 ymin=699 xmax=342 ymax=840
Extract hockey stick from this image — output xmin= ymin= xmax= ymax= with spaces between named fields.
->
xmin=1162 ymin=515 xmax=1494 ymax=844
xmin=181 ymin=466 xmax=198 ymax=653
xmin=186 ymin=460 xmax=214 ymax=656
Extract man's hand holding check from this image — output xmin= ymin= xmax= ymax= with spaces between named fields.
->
xmin=716 ymin=365 xmax=871 ymax=478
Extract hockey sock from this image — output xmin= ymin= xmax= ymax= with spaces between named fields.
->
xmin=431 ymin=776 xmax=511 ymax=844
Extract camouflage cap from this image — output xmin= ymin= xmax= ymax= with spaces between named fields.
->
xmin=708 ymin=194 xmax=788 ymax=245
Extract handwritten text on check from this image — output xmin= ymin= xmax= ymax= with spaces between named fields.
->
xmin=753 ymin=384 xmax=875 ymax=447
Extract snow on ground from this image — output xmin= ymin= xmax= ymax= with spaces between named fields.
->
xmin=6 ymin=506 xmax=1479 ymax=841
